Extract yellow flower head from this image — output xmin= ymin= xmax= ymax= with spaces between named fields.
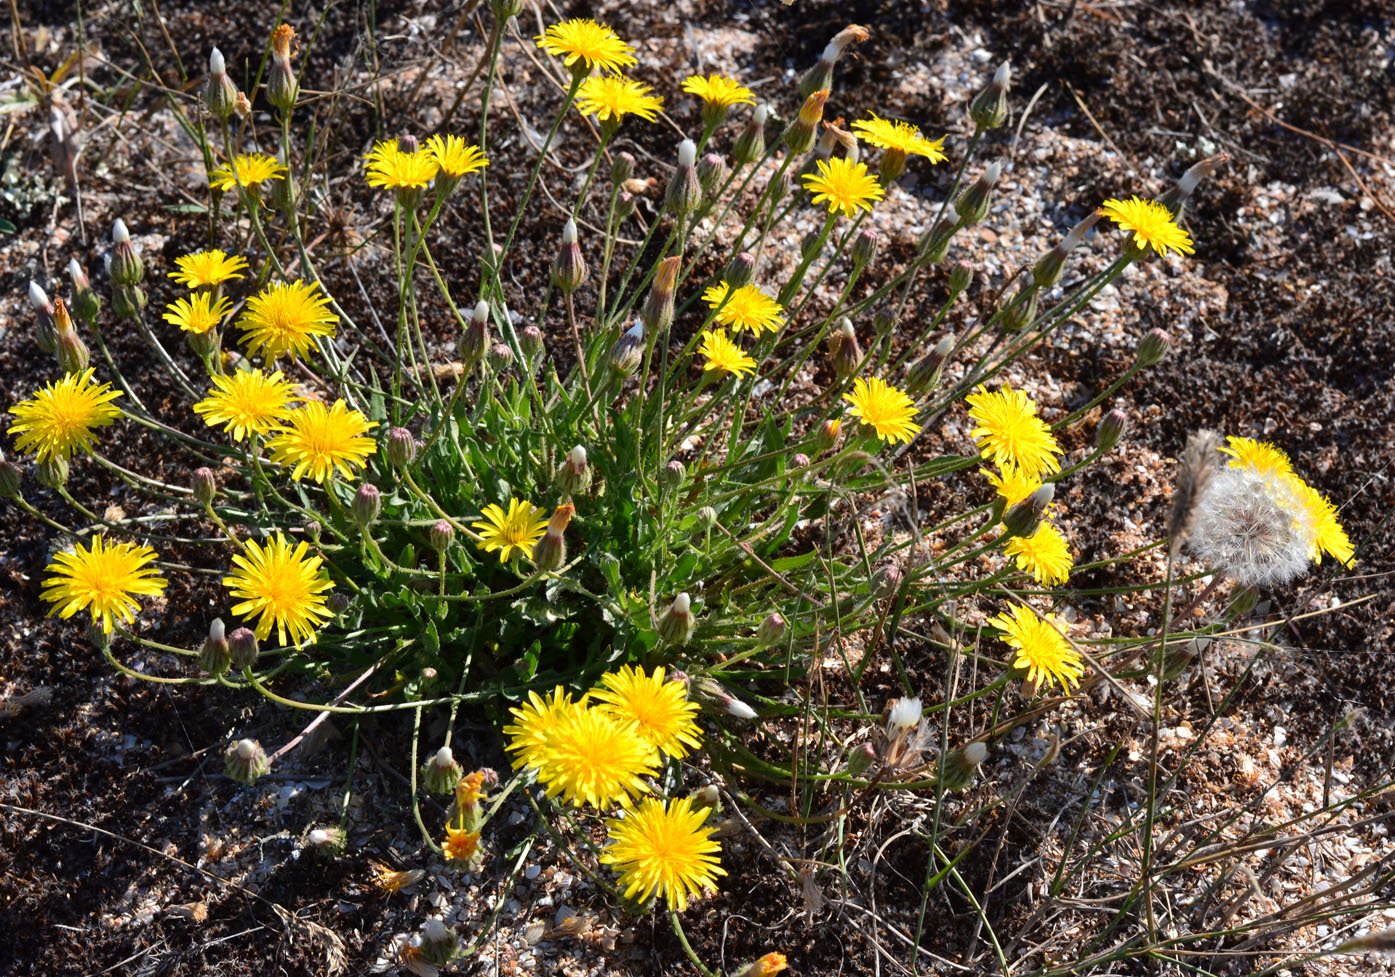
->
xmin=532 ymin=704 xmax=658 ymax=809
xmin=701 ymin=282 xmax=785 ymax=337
xmin=984 ymin=464 xmax=1041 ymax=508
xmin=965 ymin=383 xmax=1063 ymax=477
xmin=851 ymin=114 xmax=947 ymax=162
xmin=162 ymin=291 xmax=232 ymax=335
xmin=600 ymin=796 xmax=726 ymax=911
xmin=1004 ymin=520 xmax=1073 ymax=587
xmin=590 ymin=665 xmax=702 ymax=760
xmin=843 ymin=376 xmax=919 ymax=445
xmin=237 ymin=279 xmax=339 ymax=361
xmin=472 ymin=498 xmax=550 ymax=562
xmin=1282 ymin=473 xmax=1356 ymax=568
xmin=1098 ymin=196 xmax=1194 ymax=257
xmin=748 ymin=953 xmax=790 ymax=977
xmin=224 ymin=532 xmax=334 ymax=647
xmin=193 ymin=368 xmax=302 ymax=442
xmin=168 ymin=249 xmax=249 ymax=288
xmin=1221 ymin=436 xmax=1292 ymax=478
xmin=505 ymin=686 xmax=586 ymax=771
xmin=424 ymin=134 xmax=488 ymax=178
xmin=535 ymin=18 xmax=637 ymax=74
xmin=8 ymin=368 xmax=123 ymax=463
xmin=442 ymin=826 xmax=480 ymax=864
xmin=364 ymin=138 xmax=439 ymax=191
xmin=989 ymin=603 xmax=1083 ymax=692
xmin=576 ymin=74 xmax=663 ymax=123
xmin=41 ymin=535 xmax=167 ymax=634
xmin=267 ymin=399 xmax=377 ymax=484
xmin=681 ymin=73 xmax=755 ymax=109
xmin=370 ymin=862 xmax=425 ymax=893
xmin=698 ymin=329 xmax=756 ymax=377
xmin=802 ymin=156 xmax=885 ymax=219
xmin=209 ymin=152 xmax=287 ymax=192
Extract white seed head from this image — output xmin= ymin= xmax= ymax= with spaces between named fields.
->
xmin=724 ymin=696 xmax=757 ymax=720
xmin=754 ymin=103 xmax=769 ymax=125
xmin=963 ymin=741 xmax=989 ymax=766
xmin=235 ymin=739 xmax=257 ymax=760
xmin=1189 ymin=467 xmax=1315 ymax=588
xmin=888 ymin=696 xmax=923 ymax=731
xmin=672 ymin=592 xmax=691 ymax=614
xmin=208 ymin=618 xmax=225 ymax=642
xmin=561 ymin=217 xmax=578 ymax=244
xmin=569 ymin=445 xmax=587 ymax=467
xmin=209 ymin=47 xmax=226 ymax=75
xmin=472 ymin=299 xmax=490 ymax=324
xmin=993 ymin=61 xmax=1011 ymax=89
xmin=677 ymin=139 xmax=697 ymax=168
xmin=112 ymin=218 xmax=130 ymax=243
xmin=308 ymin=828 xmax=331 ymax=845
xmin=28 ymin=280 xmax=50 ymax=310
xmin=433 ymin=746 xmax=454 ymax=767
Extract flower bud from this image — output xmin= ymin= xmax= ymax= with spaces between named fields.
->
xmin=851 ymin=227 xmax=879 ymax=271
xmin=610 ymin=322 xmax=644 ymax=376
xmin=723 ymin=251 xmax=756 ymax=289
xmin=1096 ymin=408 xmax=1128 ymax=453
xmin=783 ymin=90 xmax=829 ymax=155
xmin=755 ymin=612 xmax=786 ymax=649
xmin=800 ymin=227 xmax=823 ymax=261
xmin=229 ymin=626 xmax=259 ymax=670
xmin=490 ymin=0 xmax=525 ymax=20
xmin=532 ymin=506 xmax=571 ymax=571
xmin=1003 ymin=484 xmax=1053 ymax=538
xmin=721 ymin=692 xmax=757 ymax=720
xmin=270 ymin=150 xmax=299 ymax=218
xmin=305 ymin=825 xmax=347 ymax=857
xmin=872 ymin=562 xmax=903 ymax=599
xmin=555 ymin=444 xmax=592 ymax=497
xmin=458 ymin=299 xmax=490 ymax=367
xmin=55 ymin=325 xmax=90 ymax=374
xmin=110 ymin=219 xmax=145 ymax=286
xmin=815 ymin=418 xmax=842 ymax=453
xmin=386 ymin=426 xmax=416 ymax=468
xmin=303 ymin=519 xmax=321 ymax=543
xmin=1157 ymin=153 xmax=1229 ymax=219
xmin=225 ymin=738 xmax=270 ymax=784
xmin=551 ymin=218 xmax=588 ymax=293
xmin=872 ymin=305 xmax=897 ymax=337
xmin=191 ymin=466 xmax=217 ymax=506
xmin=697 ymin=152 xmax=726 ymax=201
xmin=658 ymin=592 xmax=697 ymax=645
xmin=615 ymin=190 xmax=638 ymax=223
xmin=488 ymin=341 xmax=514 ymax=371
xmin=205 ymin=47 xmax=241 ymax=120
xmin=641 ymin=256 xmax=680 ymax=334
xmin=938 ymin=741 xmax=988 ymax=792
xmin=769 ymin=167 xmax=792 ymax=205
xmin=906 ymin=335 xmax=954 ymax=395
xmin=968 ymin=61 xmax=1011 ymax=130
xmin=29 ymin=280 xmax=57 ymax=353
xmin=1136 ymin=328 xmax=1171 ymax=367
xmin=429 ymin=519 xmax=455 ymax=553
xmin=732 ymin=104 xmax=768 ymax=165
xmin=0 ymin=454 xmax=23 ymax=500
xmin=352 ymin=482 xmax=381 ymax=527
xmin=844 ymin=741 xmax=878 ymax=776
xmin=665 ymin=139 xmax=702 ymax=217
xmin=691 ymin=783 xmax=721 ymax=814
xmin=948 ymin=261 xmax=974 ymax=293
xmin=111 ymin=285 xmax=147 ymax=321
xmin=611 ymin=150 xmax=635 ymax=187
xmin=326 ymin=591 xmax=351 ymax=615
xmin=921 ymin=216 xmax=958 ymax=263
xmin=185 ymin=322 xmax=220 ymax=359
xmin=420 ymin=918 xmax=460 ymax=967
xmin=954 ymin=162 xmax=1001 ymax=226
xmin=695 ymin=505 xmax=718 ymax=532
xmin=661 ymin=459 xmax=686 ymax=490
xmin=422 ymin=745 xmax=464 ymax=794
xmin=266 ymin=24 xmax=299 ymax=112
xmin=199 ymin=618 xmax=231 ymax=676
xmin=36 ymin=455 xmax=69 ymax=490
xmin=67 ymin=259 xmax=100 ymax=324
xmin=791 ymin=452 xmax=811 ymax=469
xmin=1000 ymin=288 xmax=1039 ymax=334
xmin=827 ymin=319 xmax=862 ymax=380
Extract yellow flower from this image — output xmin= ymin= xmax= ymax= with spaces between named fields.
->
xmin=843 ymin=376 xmax=919 ymax=444
xmin=162 ymin=292 xmax=232 ymax=335
xmin=575 ymin=74 xmax=663 ymax=123
xmin=851 ymin=114 xmax=946 ymax=162
xmin=802 ymin=156 xmax=885 ymax=219
xmin=600 ymin=796 xmax=726 ymax=911
xmin=535 ymin=18 xmax=637 ymax=74
xmin=1004 ymin=521 xmax=1073 ymax=587
xmin=1283 ymin=474 xmax=1356 ymax=568
xmin=40 ymin=535 xmax=167 ymax=634
xmin=1098 ymin=196 xmax=1194 ymax=257
xmin=984 ymin=464 xmax=1041 ymax=508
xmin=208 ymin=152 xmax=287 ymax=192
xmin=472 ymin=498 xmax=550 ymax=562
xmin=364 ymin=138 xmax=439 ymax=190
xmin=224 ymin=532 xmax=334 ymax=647
xmin=267 ymin=399 xmax=377 ymax=484
xmin=193 ymin=368 xmax=302 ymax=442
xmin=989 ymin=603 xmax=1083 ymax=693
xmin=965 ymin=383 xmax=1063 ymax=477
xmin=697 ymin=329 xmax=756 ymax=377
xmin=167 ymin=249 xmax=249 ymax=288
xmin=747 ymin=953 xmax=789 ymax=977
xmin=237 ymin=279 xmax=339 ymax=361
xmin=505 ymin=686 xmax=586 ymax=771
xmin=7 ymin=368 xmax=123 ymax=463
xmin=701 ymin=282 xmax=785 ymax=337
xmin=369 ymin=862 xmax=425 ymax=893
xmin=590 ymin=665 xmax=703 ymax=760
xmin=442 ymin=826 xmax=480 ymax=864
xmin=681 ymin=73 xmax=755 ymax=108
xmin=532 ymin=704 xmax=658 ymax=809
xmin=1221 ymin=436 xmax=1292 ymax=478
xmin=424 ymin=134 xmax=488 ymax=178
xmin=455 ymin=770 xmax=487 ymax=809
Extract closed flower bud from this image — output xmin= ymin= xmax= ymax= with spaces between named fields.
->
xmin=851 ymin=227 xmax=879 ymax=270
xmin=551 ymin=218 xmax=588 ymax=293
xmin=458 ymin=299 xmax=490 ymax=367
xmin=872 ymin=562 xmax=903 ymax=599
xmin=37 ymin=455 xmax=69 ymax=490
xmin=723 ymin=251 xmax=757 ymax=289
xmin=110 ymin=219 xmax=144 ymax=286
xmin=610 ymin=322 xmax=644 ymax=376
xmin=66 ymin=259 xmax=100 ymax=323
xmin=429 ymin=519 xmax=455 ymax=553
xmin=205 ymin=47 xmax=241 ymax=120
xmin=305 ymin=825 xmax=347 ymax=857
xmin=326 ymin=592 xmax=351 ymax=615
xmin=386 ymin=426 xmax=416 ymax=468
xmin=1003 ymin=484 xmax=1054 ymax=538
xmin=420 ymin=918 xmax=460 ymax=967
xmin=732 ymin=104 xmax=768 ymax=165
xmin=1136 ymin=328 xmax=1171 ymax=367
xmin=658 ymin=592 xmax=697 ymax=645
xmin=844 ymin=741 xmax=878 ymax=776
xmin=969 ymin=61 xmax=1011 ymax=130
xmin=1096 ymin=408 xmax=1128 ymax=453
xmin=56 ymin=326 xmax=90 ymax=374
xmin=29 ymin=280 xmax=57 ymax=354
xmin=111 ymin=285 xmax=147 ymax=321
xmin=756 ymin=612 xmax=786 ymax=649
xmin=769 ymin=167 xmax=792 ymax=205
xmin=532 ymin=503 xmax=573 ymax=571
xmin=270 ymin=151 xmax=299 ymax=217
xmin=0 ymin=454 xmax=23 ymax=501
xmin=266 ymin=24 xmax=298 ymax=111
xmin=872 ymin=305 xmax=897 ymax=337
xmin=948 ymin=261 xmax=974 ymax=293
xmin=229 ymin=626 xmax=259 ymax=670
xmin=192 ymin=467 xmax=217 ymax=506
xmin=1032 ymin=212 xmax=1099 ymax=288
xmin=697 ymin=152 xmax=726 ymax=200
xmin=800 ymin=227 xmax=823 ymax=261
xmin=828 ymin=319 xmax=862 ymax=380
xmin=352 ymin=482 xmax=381 ymax=527
xmin=938 ymin=741 xmax=988 ymax=792
xmin=922 ymin=216 xmax=958 ymax=263
xmin=695 ymin=505 xmax=718 ymax=532
xmin=422 ymin=745 xmax=464 ymax=794
xmin=490 ymin=0 xmax=525 ymax=20
xmin=665 ymin=139 xmax=702 ymax=216
xmin=225 ymin=738 xmax=270 ymax=784
xmin=518 ymin=325 xmax=545 ymax=366
xmin=199 ymin=618 xmax=231 ymax=676
xmin=661 ymin=459 xmax=686 ymax=490
xmin=815 ymin=418 xmax=842 ymax=453
xmin=488 ymin=342 xmax=514 ymax=371
xmin=1157 ymin=153 xmax=1228 ymax=219
xmin=954 ymin=162 xmax=1001 ymax=226
xmin=1000 ymin=288 xmax=1039 ymax=334
xmin=783 ymin=90 xmax=829 ymax=155
xmin=611 ymin=150 xmax=635 ymax=186
xmin=185 ymin=323 xmax=220 ymax=359
xmin=555 ymin=444 xmax=592 ymax=497
xmin=615 ymin=190 xmax=638 ymax=223
xmin=906 ymin=335 xmax=954 ymax=395
xmin=641 ymin=256 xmax=680 ymax=334
xmin=303 ymin=519 xmax=321 ymax=543
xmin=792 ymin=452 xmax=811 ymax=469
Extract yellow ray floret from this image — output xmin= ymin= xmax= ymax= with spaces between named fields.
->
xmin=41 ymin=535 xmax=167 ymax=634
xmin=965 ymin=383 xmax=1063 ymax=477
xmin=193 ymin=368 xmax=302 ymax=442
xmin=364 ymin=138 xmax=439 ymax=190
xmin=1282 ymin=473 xmax=1356 ymax=568
xmin=851 ymin=113 xmax=947 ymax=162
xmin=505 ymin=686 xmax=587 ymax=771
xmin=209 ymin=153 xmax=286 ymax=192
xmin=168 ymin=249 xmax=249 ymax=288
xmin=237 ymin=279 xmax=339 ymax=361
xmin=843 ymin=376 xmax=919 ymax=444
xmin=576 ymin=75 xmax=664 ymax=122
xmin=989 ymin=603 xmax=1084 ymax=692
xmin=1098 ymin=195 xmax=1194 ymax=257
xmin=162 ymin=292 xmax=232 ymax=335
xmin=1004 ymin=520 xmax=1073 ymax=587
xmin=424 ymin=134 xmax=488 ymax=178
xmin=698 ymin=329 xmax=756 ymax=377
xmin=681 ymin=73 xmax=755 ymax=108
xmin=531 ymin=704 xmax=658 ymax=809
xmin=223 ymin=532 xmax=334 ymax=647
xmin=472 ymin=498 xmax=550 ymax=562
xmin=600 ymin=796 xmax=726 ymax=911
xmin=1220 ymin=436 xmax=1292 ymax=478
xmin=266 ymin=400 xmax=377 ymax=484
xmin=535 ymin=18 xmax=636 ymax=74
xmin=701 ymin=282 xmax=785 ymax=337
xmin=802 ymin=156 xmax=885 ymax=219
xmin=7 ymin=368 xmax=123 ymax=463
xmin=590 ymin=665 xmax=703 ymax=760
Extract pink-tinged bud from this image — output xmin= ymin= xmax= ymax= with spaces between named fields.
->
xmin=872 ymin=562 xmax=903 ymax=599
xmin=845 ymin=741 xmax=878 ymax=776
xmin=429 ymin=519 xmax=455 ymax=553
xmin=199 ymin=618 xmax=231 ymax=676
xmin=610 ymin=322 xmax=644 ymax=376
xmin=954 ymin=162 xmax=1001 ymax=226
xmin=815 ymin=418 xmax=842 ymax=453
xmin=1136 ymin=328 xmax=1171 ymax=367
xmin=615 ymin=190 xmax=638 ymax=223
xmin=386 ymin=427 xmax=416 ymax=467
xmin=641 ymin=256 xmax=681 ymax=334
xmin=519 ymin=324 xmax=544 ymax=364
xmin=1097 ymin=408 xmax=1128 ymax=452
xmin=732 ymin=104 xmax=768 ymax=165
xmin=192 ymin=467 xmax=217 ymax=506
xmin=697 ymin=152 xmax=726 ymax=200
xmin=225 ymin=738 xmax=270 ymax=784
xmin=661 ymin=459 xmax=686 ymax=490
xmin=949 ymin=261 xmax=974 ymax=293
xmin=611 ymin=151 xmax=635 ymax=186
xmin=665 ymin=139 xmax=702 ymax=216
xmin=851 ymin=227 xmax=878 ymax=270
xmin=487 ymin=342 xmax=514 ymax=371
xmin=458 ymin=299 xmax=490 ymax=367
xmin=756 ymin=612 xmax=786 ymax=648
xmin=422 ymin=745 xmax=463 ymax=794
xmin=724 ymin=251 xmax=756 ymax=289
xmin=551 ymin=218 xmax=588 ymax=293
xmin=29 ymin=281 xmax=57 ymax=353
xmin=784 ymin=90 xmax=829 ymax=155
xmin=352 ymin=482 xmax=381 ymax=527
xmin=658 ymin=592 xmax=697 ymax=645
xmin=229 ymin=626 xmax=259 ymax=670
